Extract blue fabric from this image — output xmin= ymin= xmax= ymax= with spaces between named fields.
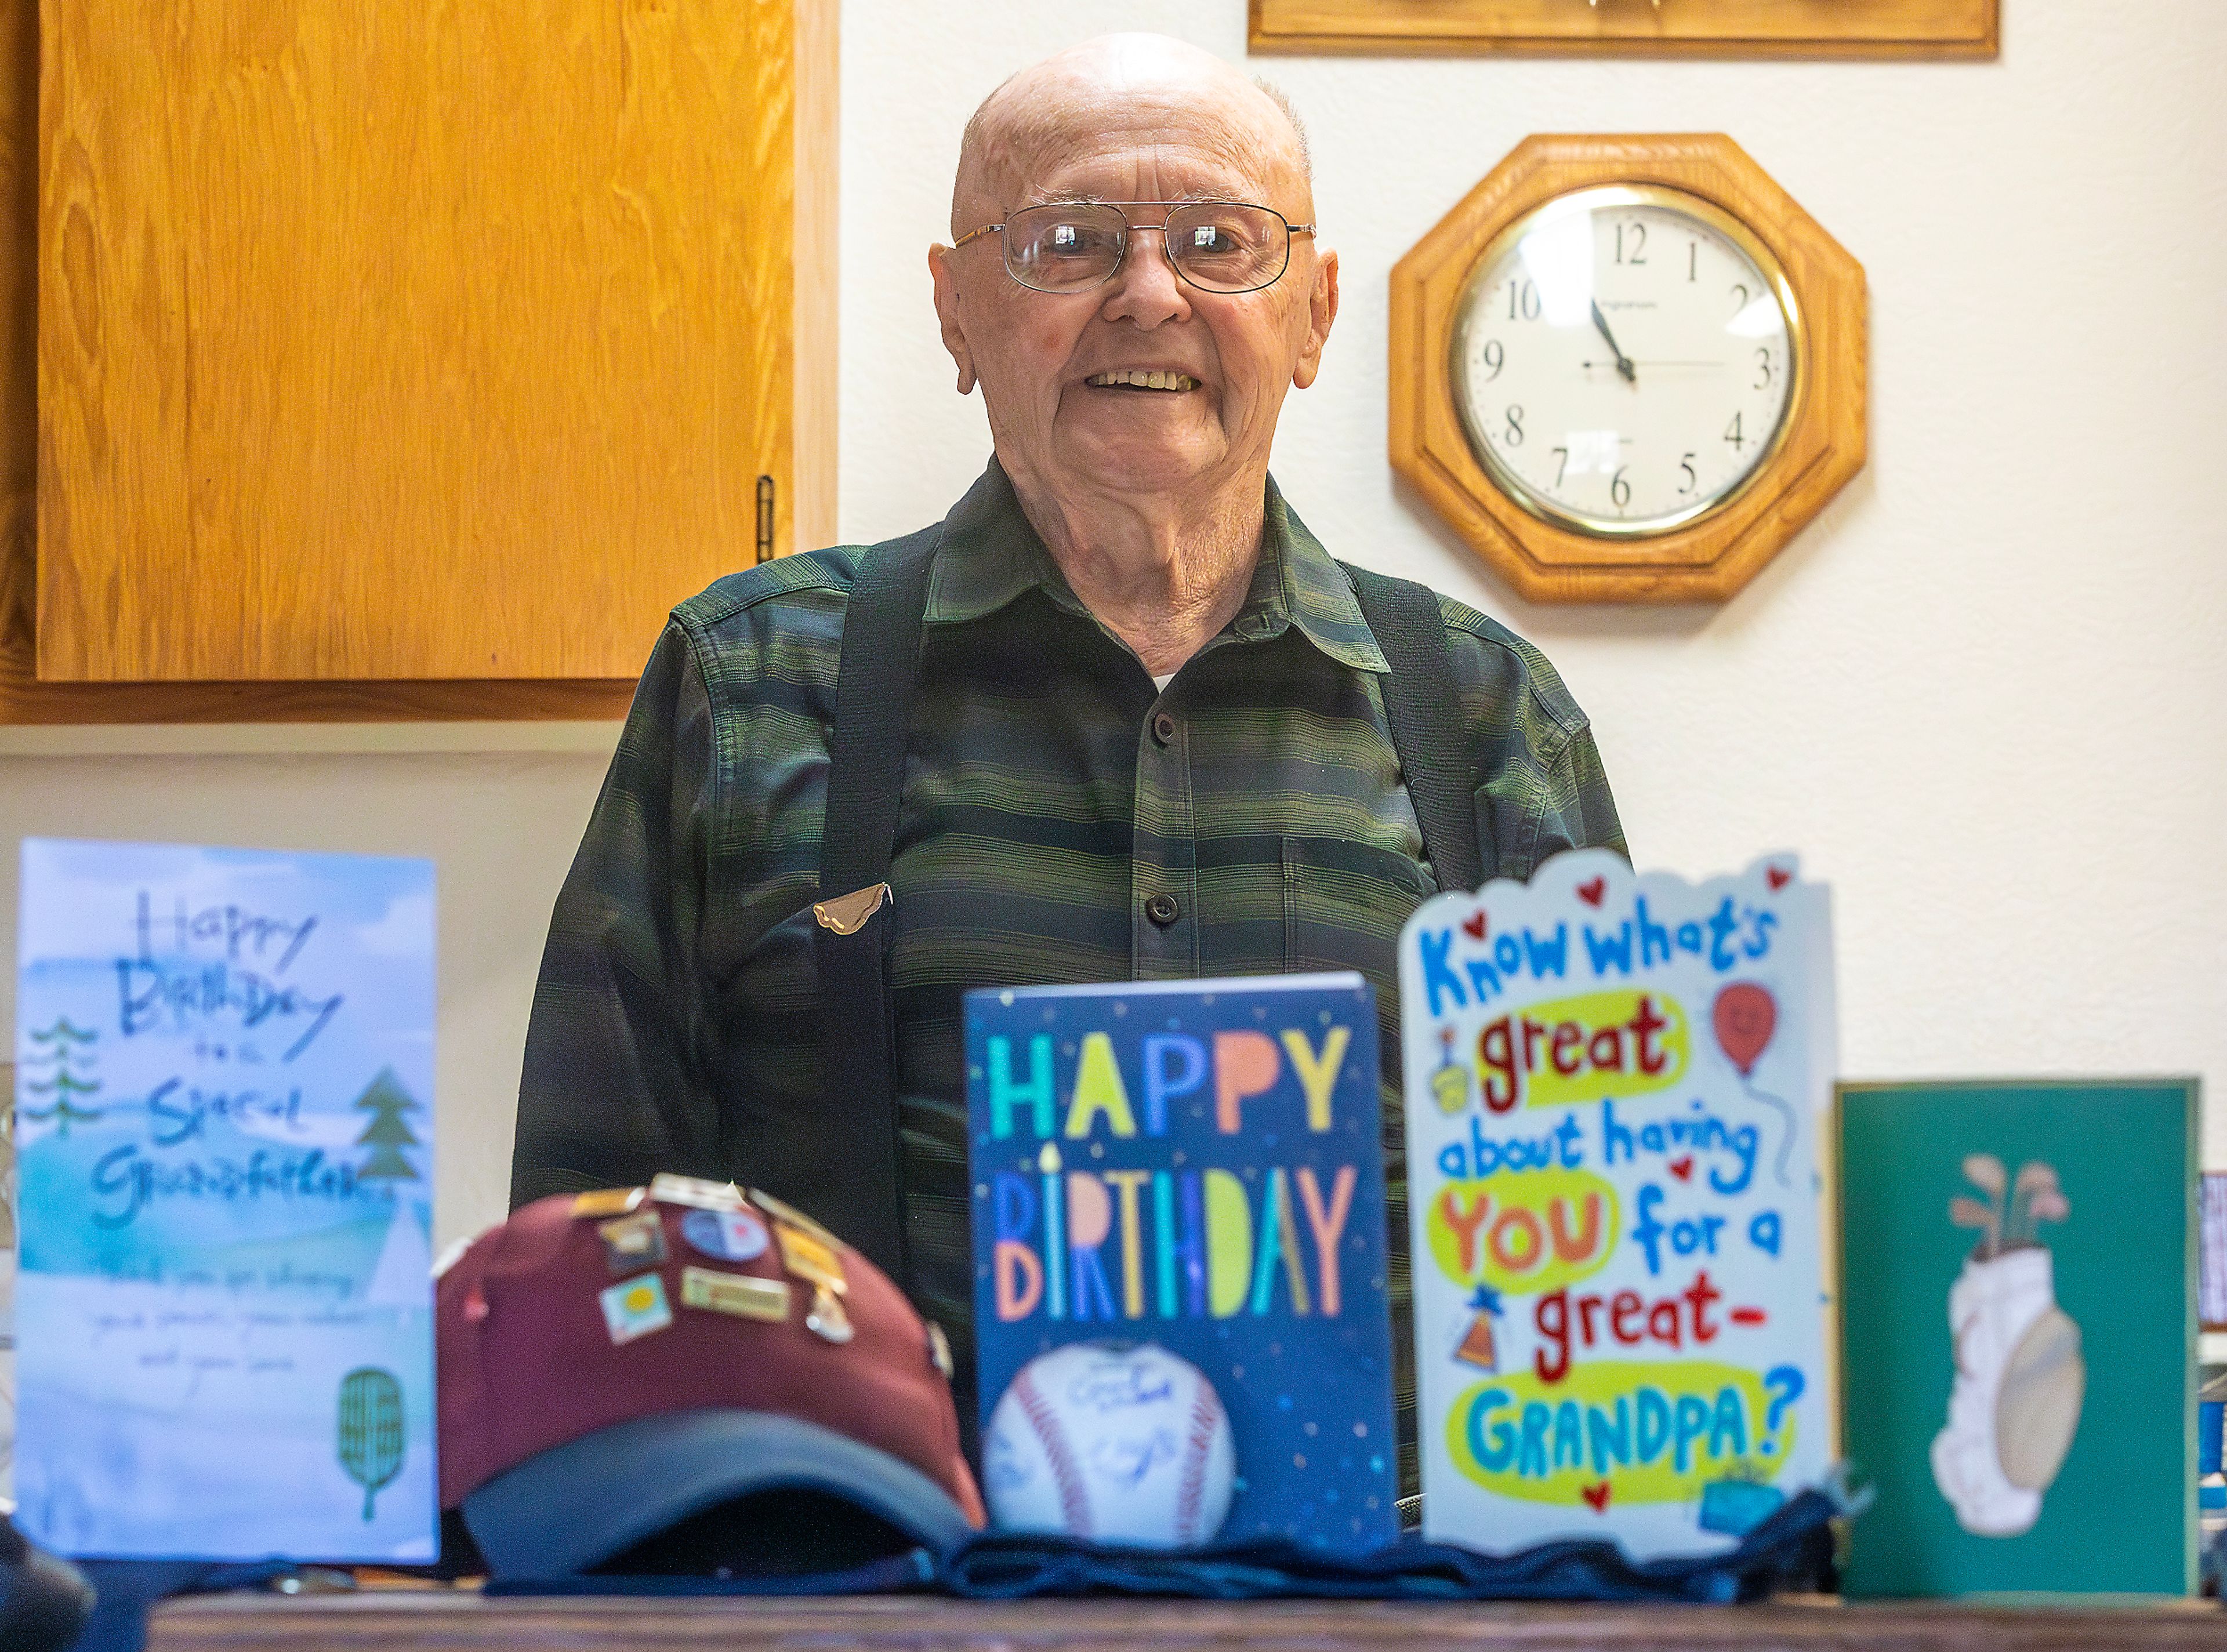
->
xmin=54 ymin=1486 xmax=1843 ymax=1626
xmin=939 ymin=1488 xmax=1841 ymax=1604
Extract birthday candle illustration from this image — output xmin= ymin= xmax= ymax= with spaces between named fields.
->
xmin=1040 ymin=1140 xmax=1067 ymax=1320
xmin=1432 ymin=1025 xmax=1470 ymax=1116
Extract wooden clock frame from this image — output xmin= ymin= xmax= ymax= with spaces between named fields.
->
xmin=1388 ymin=134 xmax=1866 ymax=604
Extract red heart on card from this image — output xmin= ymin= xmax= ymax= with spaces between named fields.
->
xmin=1669 ymin=1156 xmax=1694 ymax=1182
xmin=1576 ymin=877 xmax=1606 ymax=907
xmin=1767 ymin=866 xmax=1792 ymax=892
xmin=1581 ymin=1482 xmax=1612 ymax=1512
xmin=1463 ymin=910 xmax=1488 ymax=941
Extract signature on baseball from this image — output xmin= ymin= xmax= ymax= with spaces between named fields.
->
xmin=1071 ymin=1368 xmax=1176 ymax=1412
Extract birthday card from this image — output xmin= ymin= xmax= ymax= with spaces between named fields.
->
xmin=1397 ymin=848 xmax=1836 ymax=1560
xmin=13 ymin=840 xmax=437 ymax=1561
xmin=966 ymin=974 xmax=1401 ymax=1552
xmin=1839 ymin=1079 xmax=2197 ymax=1597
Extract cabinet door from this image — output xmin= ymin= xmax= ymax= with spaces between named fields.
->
xmin=38 ymin=0 xmax=796 ymax=683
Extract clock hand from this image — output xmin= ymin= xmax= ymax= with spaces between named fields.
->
xmin=1589 ymin=300 xmax=1637 ymax=384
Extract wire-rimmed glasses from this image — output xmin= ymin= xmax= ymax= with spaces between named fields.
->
xmin=952 ymin=201 xmax=1316 ymax=295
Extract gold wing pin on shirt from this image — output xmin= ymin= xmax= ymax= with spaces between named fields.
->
xmin=812 ymin=883 xmax=892 ymax=936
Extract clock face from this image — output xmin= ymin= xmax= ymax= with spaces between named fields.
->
xmin=1450 ymin=186 xmax=1799 ymax=538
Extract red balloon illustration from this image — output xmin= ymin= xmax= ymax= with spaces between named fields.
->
xmin=1713 ymin=983 xmax=1778 ymax=1077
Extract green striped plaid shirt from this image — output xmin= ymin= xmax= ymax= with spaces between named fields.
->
xmin=514 ymin=461 xmax=1624 ymax=1486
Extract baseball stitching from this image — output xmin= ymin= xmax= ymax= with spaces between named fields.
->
xmin=1172 ymin=1377 xmax=1221 ymax=1544
xmin=1013 ymin=1367 xmax=1092 ymax=1538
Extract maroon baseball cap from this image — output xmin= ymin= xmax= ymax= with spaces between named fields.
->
xmin=437 ymin=1178 xmax=984 ymax=1581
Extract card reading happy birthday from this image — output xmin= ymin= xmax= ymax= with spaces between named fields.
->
xmin=13 ymin=839 xmax=437 ymax=1561
xmin=1398 ymin=848 xmax=1836 ymax=1560
xmin=966 ymin=973 xmax=1401 ymax=1553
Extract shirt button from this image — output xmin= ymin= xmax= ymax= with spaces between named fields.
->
xmin=1152 ymin=711 xmax=1177 ymax=746
xmin=1145 ymin=894 xmax=1180 ymax=928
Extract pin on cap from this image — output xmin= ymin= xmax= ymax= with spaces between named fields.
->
xmin=806 ymin=1286 xmax=854 ymax=1345
xmin=748 ymin=1188 xmax=840 ymax=1250
xmin=597 ymin=1211 xmax=667 ymax=1274
xmin=680 ymin=1267 xmax=790 ymax=1323
xmin=650 ymin=1173 xmax=746 ymax=1212
xmin=775 ymin=1225 xmax=846 ymax=1296
xmin=599 ymin=1273 xmax=673 ymax=1345
xmin=571 ymin=1186 xmax=647 ymax=1219
xmin=926 ymin=1321 xmax=955 ymax=1381
xmin=681 ymin=1206 xmax=769 ymax=1264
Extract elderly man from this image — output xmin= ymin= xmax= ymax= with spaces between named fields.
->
xmin=513 ymin=34 xmax=1623 ymax=1475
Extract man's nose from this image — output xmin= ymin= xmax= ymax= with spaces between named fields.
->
xmin=1099 ymin=225 xmax=1192 ymax=328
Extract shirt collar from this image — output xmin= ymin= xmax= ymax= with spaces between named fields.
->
xmin=921 ymin=459 xmax=1390 ymax=676
xmin=921 ymin=461 xmax=1076 ymax=625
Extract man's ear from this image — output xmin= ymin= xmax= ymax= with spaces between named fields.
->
xmin=1290 ymin=246 xmax=1339 ymax=391
xmin=928 ymin=244 xmax=978 ymax=396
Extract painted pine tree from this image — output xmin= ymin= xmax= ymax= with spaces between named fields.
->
xmin=351 ymin=1069 xmax=424 ymax=1186
xmin=19 ymin=1020 xmax=103 ymax=1137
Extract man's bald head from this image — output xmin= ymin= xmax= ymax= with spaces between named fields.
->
xmin=951 ymin=35 xmax=1312 ymax=237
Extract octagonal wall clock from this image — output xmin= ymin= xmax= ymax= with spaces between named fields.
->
xmin=1389 ymin=135 xmax=1866 ymax=603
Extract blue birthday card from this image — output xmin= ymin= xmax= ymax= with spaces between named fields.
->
xmin=966 ymin=974 xmax=1400 ymax=1553
xmin=13 ymin=839 xmax=437 ymax=1562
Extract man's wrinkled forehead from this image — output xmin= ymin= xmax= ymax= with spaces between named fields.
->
xmin=953 ymin=68 xmax=1308 ymax=230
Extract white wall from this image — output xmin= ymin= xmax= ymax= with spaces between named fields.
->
xmin=2 ymin=4 xmax=2222 ymax=1254
xmin=842 ymin=3 xmax=2227 ymax=1153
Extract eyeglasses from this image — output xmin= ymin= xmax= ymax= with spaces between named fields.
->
xmin=952 ymin=201 xmax=1316 ymax=295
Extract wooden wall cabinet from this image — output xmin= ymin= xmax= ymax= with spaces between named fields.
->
xmin=3 ymin=0 xmax=835 ymax=722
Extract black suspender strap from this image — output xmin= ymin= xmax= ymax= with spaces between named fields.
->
xmin=1343 ymin=562 xmax=1493 ymax=896
xmin=810 ymin=524 xmax=942 ymax=1282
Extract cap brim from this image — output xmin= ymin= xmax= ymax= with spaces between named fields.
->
xmin=459 ymin=1409 xmax=977 ymax=1580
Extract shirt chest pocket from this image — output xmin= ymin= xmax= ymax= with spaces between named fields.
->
xmin=1280 ymin=834 xmax=1436 ymax=1002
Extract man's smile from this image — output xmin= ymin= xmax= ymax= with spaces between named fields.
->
xmin=1082 ymin=369 xmax=1200 ymax=391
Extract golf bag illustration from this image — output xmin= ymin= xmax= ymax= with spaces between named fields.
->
xmin=1929 ymin=1154 xmax=2085 ymax=1537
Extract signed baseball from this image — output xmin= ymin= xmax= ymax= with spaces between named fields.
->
xmin=983 ymin=1341 xmax=1236 ymax=1548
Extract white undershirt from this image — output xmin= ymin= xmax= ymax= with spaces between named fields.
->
xmin=1152 ymin=673 xmax=1174 ymax=692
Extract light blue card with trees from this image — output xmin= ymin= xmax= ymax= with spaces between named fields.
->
xmin=13 ymin=839 xmax=437 ymax=1561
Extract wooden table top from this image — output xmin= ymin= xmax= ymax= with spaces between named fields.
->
xmin=146 ymin=1589 xmax=2227 ymax=1652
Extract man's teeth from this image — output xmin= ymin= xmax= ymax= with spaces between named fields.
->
xmin=1086 ymin=369 xmax=1197 ymax=391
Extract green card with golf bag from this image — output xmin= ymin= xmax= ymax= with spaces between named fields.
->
xmin=1837 ymin=1078 xmax=2198 ymax=1597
